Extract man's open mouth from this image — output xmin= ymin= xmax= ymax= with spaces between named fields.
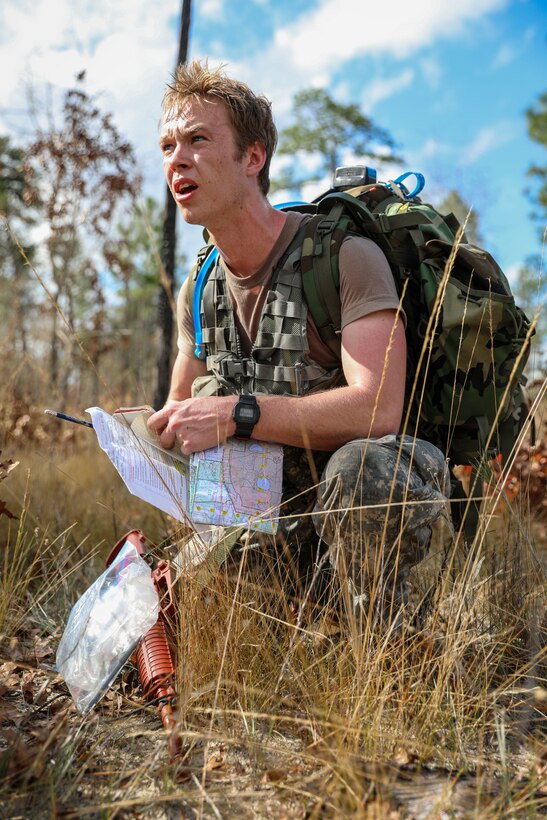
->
xmin=175 ymin=181 xmax=198 ymax=196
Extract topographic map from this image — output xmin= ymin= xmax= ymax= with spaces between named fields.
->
xmin=189 ymin=439 xmax=284 ymax=533
xmin=87 ymin=406 xmax=284 ymax=537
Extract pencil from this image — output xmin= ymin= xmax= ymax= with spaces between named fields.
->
xmin=44 ymin=409 xmax=93 ymax=428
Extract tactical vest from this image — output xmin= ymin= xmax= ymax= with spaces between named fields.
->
xmin=191 ymin=227 xmax=343 ymax=398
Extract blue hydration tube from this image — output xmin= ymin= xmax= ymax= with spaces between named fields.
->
xmin=193 ymin=201 xmax=308 ymax=359
xmin=193 ymin=247 xmax=218 ymax=359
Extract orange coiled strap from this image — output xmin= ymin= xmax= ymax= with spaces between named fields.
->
xmin=136 ymin=616 xmax=176 ymax=699
xmin=136 ymin=615 xmax=182 ymax=759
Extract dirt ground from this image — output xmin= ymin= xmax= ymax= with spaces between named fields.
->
xmin=1 ymin=600 xmax=546 ymax=819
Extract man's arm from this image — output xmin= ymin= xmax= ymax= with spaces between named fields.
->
xmin=251 ymin=307 xmax=406 ymax=449
xmin=166 ymin=349 xmax=206 ymax=402
xmin=148 ymin=308 xmax=406 ymax=454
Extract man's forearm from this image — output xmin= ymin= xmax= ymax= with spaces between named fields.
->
xmin=148 ymin=382 xmax=401 ymax=455
xmin=251 ymin=384 xmax=402 ymax=451
xmin=166 ymin=351 xmax=205 ymax=403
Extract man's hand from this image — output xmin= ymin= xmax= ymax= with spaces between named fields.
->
xmin=147 ymin=396 xmax=236 ymax=455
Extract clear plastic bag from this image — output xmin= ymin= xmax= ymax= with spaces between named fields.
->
xmin=56 ymin=538 xmax=159 ymax=714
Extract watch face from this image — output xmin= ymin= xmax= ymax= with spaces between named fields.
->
xmin=233 ymin=397 xmax=260 ymax=437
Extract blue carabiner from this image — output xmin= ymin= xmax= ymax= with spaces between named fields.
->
xmin=392 ymin=171 xmax=425 ymax=199
xmin=192 ymin=201 xmax=308 ymax=359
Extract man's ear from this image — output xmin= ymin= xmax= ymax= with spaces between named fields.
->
xmin=245 ymin=141 xmax=267 ymax=179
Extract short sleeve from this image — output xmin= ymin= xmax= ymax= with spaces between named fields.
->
xmin=176 ymin=277 xmax=196 ymax=358
xmin=339 ymin=235 xmax=406 ymax=329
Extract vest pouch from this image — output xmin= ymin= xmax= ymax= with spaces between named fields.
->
xmin=192 ymin=374 xmax=233 ymax=397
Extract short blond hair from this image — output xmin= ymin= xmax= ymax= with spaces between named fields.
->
xmin=161 ymin=59 xmax=277 ymax=196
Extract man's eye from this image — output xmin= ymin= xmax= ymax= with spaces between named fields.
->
xmin=161 ymin=142 xmax=174 ymax=154
xmin=191 ymin=134 xmax=205 ymax=143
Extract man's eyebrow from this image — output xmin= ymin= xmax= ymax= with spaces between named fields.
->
xmin=158 ymin=123 xmax=210 ymax=144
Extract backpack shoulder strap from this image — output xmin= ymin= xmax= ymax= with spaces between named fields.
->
xmin=298 ymin=190 xmax=402 ymax=356
xmin=299 ymin=203 xmax=354 ymax=358
xmin=298 ymin=190 xmax=463 ymax=356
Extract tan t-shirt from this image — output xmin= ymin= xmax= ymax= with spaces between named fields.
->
xmin=177 ymin=211 xmax=404 ymax=370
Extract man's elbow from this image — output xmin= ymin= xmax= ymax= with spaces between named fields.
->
xmin=368 ymin=415 xmax=403 ymax=439
xmin=366 ymin=393 xmax=405 ymax=438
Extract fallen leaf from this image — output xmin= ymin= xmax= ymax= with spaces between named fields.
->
xmin=261 ymin=768 xmax=287 ymax=783
xmin=31 ymin=634 xmax=56 ymax=662
xmin=391 ymin=746 xmax=417 ymax=767
xmin=174 ymin=765 xmax=194 ymax=783
xmin=0 ymin=729 xmax=46 ymax=783
xmin=0 ymin=701 xmax=24 ymax=725
xmin=0 ymin=666 xmax=23 ymax=698
xmin=206 ymin=752 xmax=227 ymax=772
xmin=21 ymin=672 xmax=35 ymax=704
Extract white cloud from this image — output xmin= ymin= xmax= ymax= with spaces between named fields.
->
xmin=504 ymin=262 xmax=522 ymax=287
xmin=0 ymin=0 xmax=181 ymax=199
xmin=418 ymin=138 xmax=452 ymax=160
xmin=361 ymin=68 xmax=415 ymax=110
xmin=460 ymin=122 xmax=514 ymax=164
xmin=0 ymin=0 xmax=512 ymax=208
xmin=491 ymin=42 xmax=517 ymax=69
xmin=200 ymin=0 xmax=224 ymax=18
xmin=225 ymin=0 xmax=508 ymax=133
xmin=274 ymin=0 xmax=508 ymax=71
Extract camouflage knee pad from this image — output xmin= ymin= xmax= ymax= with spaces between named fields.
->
xmin=311 ymin=435 xmax=450 ymax=586
xmin=271 ymin=437 xmax=448 ymax=599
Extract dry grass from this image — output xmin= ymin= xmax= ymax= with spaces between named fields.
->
xmin=0 ymin=411 xmax=546 ymax=818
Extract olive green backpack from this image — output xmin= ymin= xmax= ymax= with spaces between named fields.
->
xmin=290 ymin=169 xmax=533 ymax=475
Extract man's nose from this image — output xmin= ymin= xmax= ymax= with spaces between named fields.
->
xmin=168 ymin=141 xmax=191 ymax=168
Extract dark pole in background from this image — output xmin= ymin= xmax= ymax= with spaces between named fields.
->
xmin=153 ymin=0 xmax=192 ymax=410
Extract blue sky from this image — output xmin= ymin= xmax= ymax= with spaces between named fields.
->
xmin=1 ymin=0 xmax=545 ymax=281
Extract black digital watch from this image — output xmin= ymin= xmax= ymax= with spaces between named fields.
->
xmin=232 ymin=395 xmax=260 ymax=439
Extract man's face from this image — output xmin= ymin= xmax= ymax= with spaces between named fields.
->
xmin=159 ymin=96 xmax=250 ymax=230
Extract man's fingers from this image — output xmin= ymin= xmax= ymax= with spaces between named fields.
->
xmin=159 ymin=427 xmax=176 ymax=450
xmin=147 ymin=406 xmax=171 ymax=432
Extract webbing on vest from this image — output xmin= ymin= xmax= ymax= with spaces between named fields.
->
xmin=192 ymin=221 xmax=343 ymax=398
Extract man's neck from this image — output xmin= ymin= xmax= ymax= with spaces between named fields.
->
xmin=208 ymin=198 xmax=288 ymax=278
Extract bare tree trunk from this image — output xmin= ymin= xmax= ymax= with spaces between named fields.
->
xmin=120 ymin=275 xmax=131 ymax=403
xmin=153 ymin=0 xmax=192 ymax=410
xmin=49 ymin=288 xmax=61 ymax=391
xmin=13 ymin=269 xmax=28 ymax=356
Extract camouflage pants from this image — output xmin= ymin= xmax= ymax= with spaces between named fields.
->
xmin=275 ymin=435 xmax=450 ymax=602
